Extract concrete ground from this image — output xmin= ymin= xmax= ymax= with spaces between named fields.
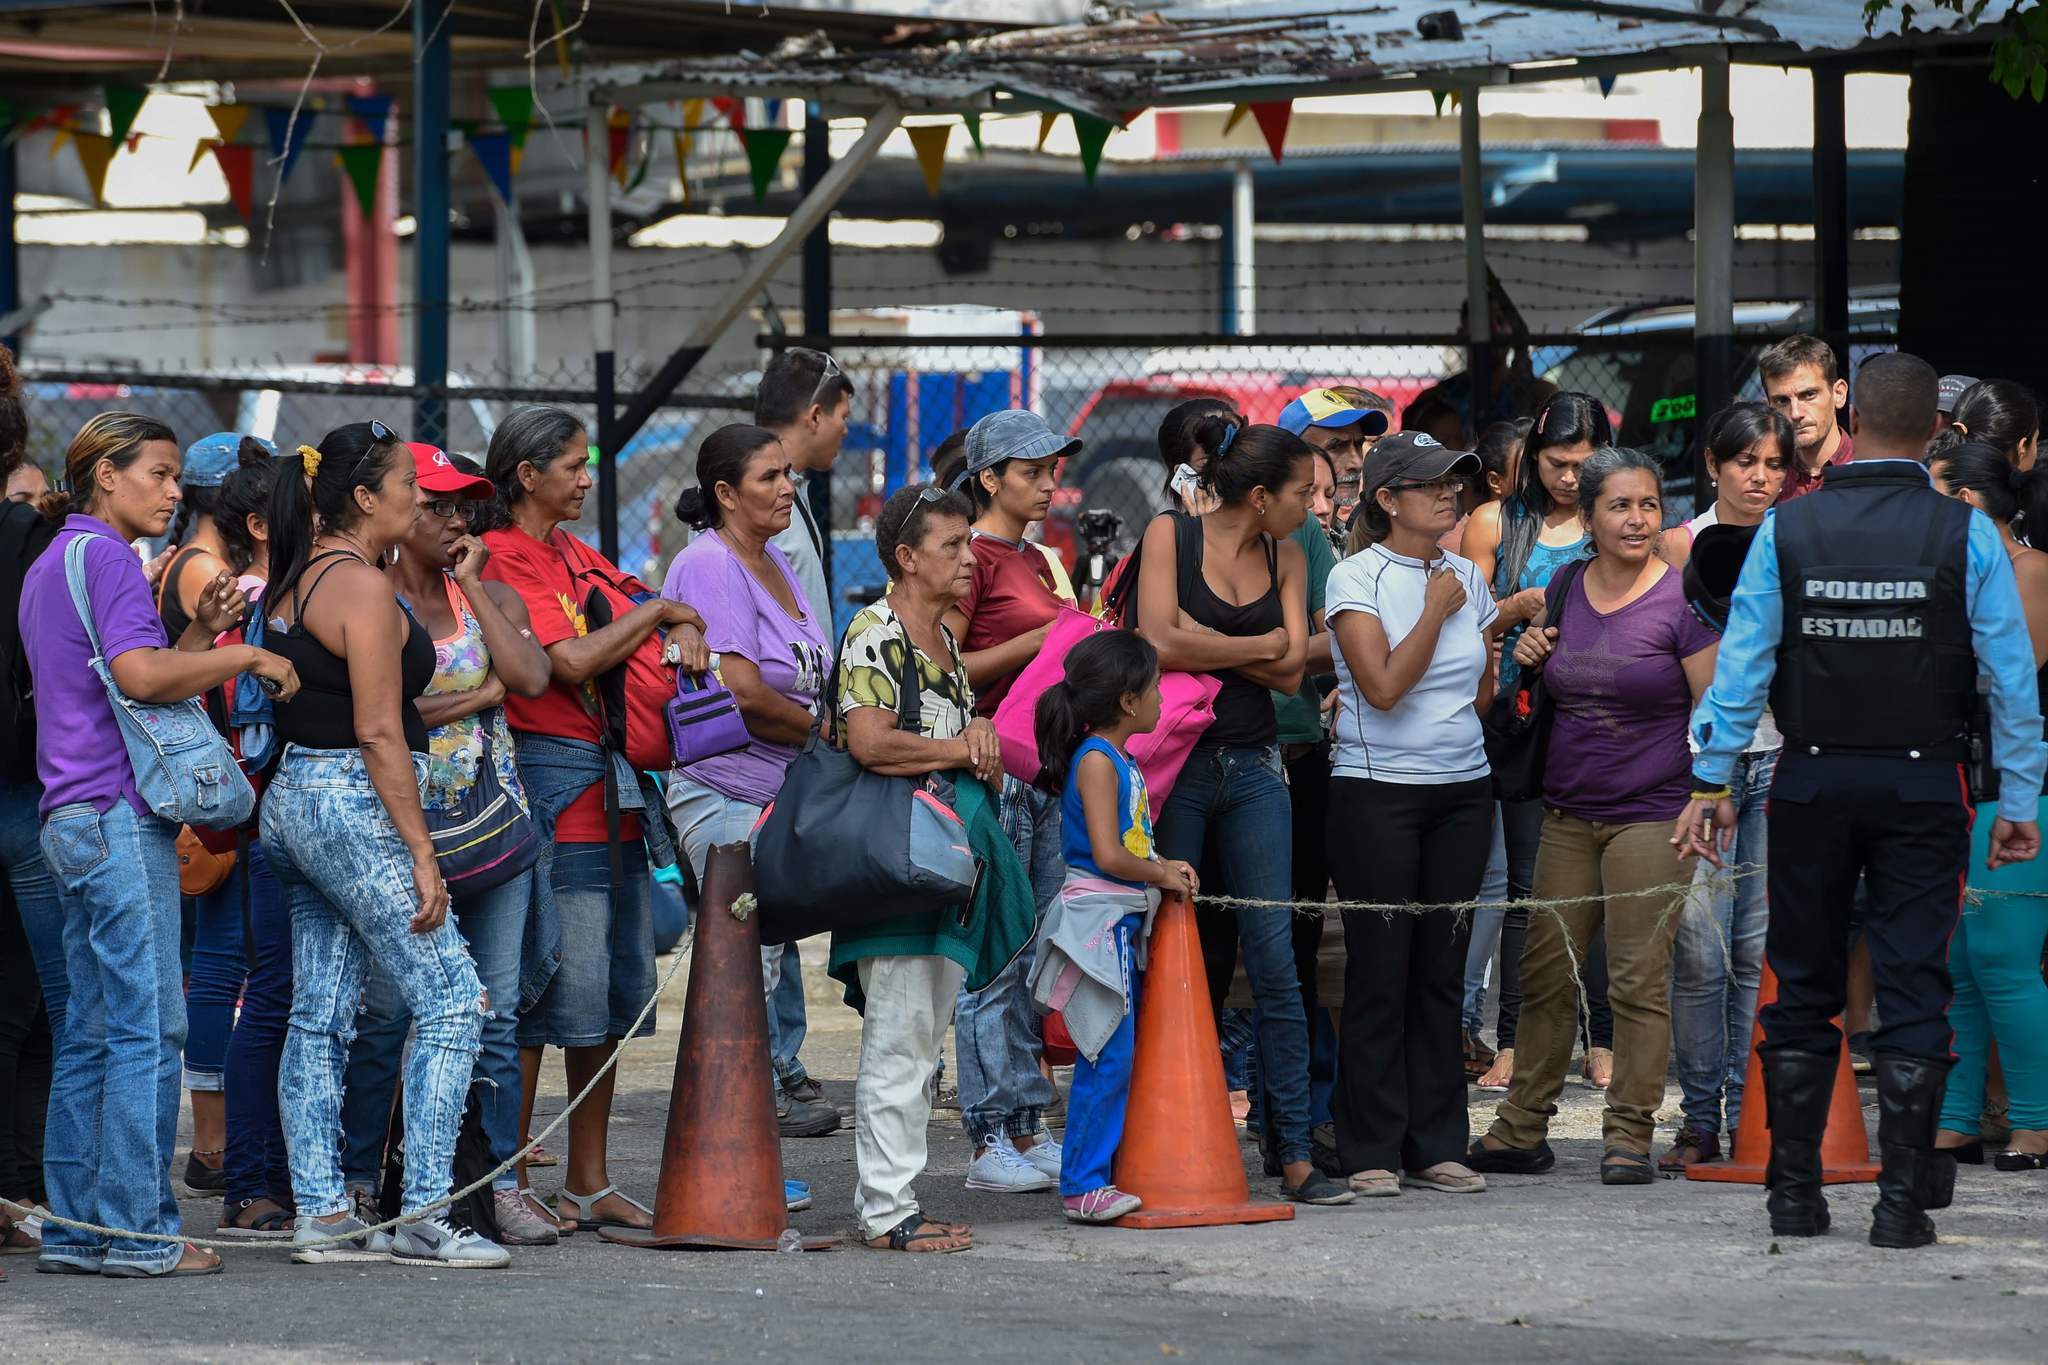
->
xmin=7 ymin=940 xmax=2048 ymax=1364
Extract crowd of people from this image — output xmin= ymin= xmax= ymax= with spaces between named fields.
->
xmin=0 ymin=330 xmax=2042 ymax=1276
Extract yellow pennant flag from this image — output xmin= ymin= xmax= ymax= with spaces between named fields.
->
xmin=188 ymin=138 xmax=221 ymax=174
xmin=1035 ymin=111 xmax=1057 ymax=153
xmin=48 ymin=126 xmax=71 ymax=158
xmin=510 ymin=143 xmax=525 ymax=177
xmin=906 ymin=123 xmax=951 ymax=197
xmin=682 ymin=98 xmax=704 ymax=137
xmin=1222 ymin=103 xmax=1251 ymax=136
xmin=73 ymin=132 xmax=116 ymax=204
xmin=208 ymin=103 xmax=250 ymax=145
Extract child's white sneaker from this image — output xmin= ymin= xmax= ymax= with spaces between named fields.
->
xmin=964 ymin=1134 xmax=1055 ymax=1193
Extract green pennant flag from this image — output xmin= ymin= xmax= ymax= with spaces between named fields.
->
xmin=338 ymin=143 xmax=382 ymax=217
xmin=487 ymin=85 xmax=535 ymax=149
xmin=741 ymin=127 xmax=793 ymax=201
xmin=104 ymin=85 xmax=149 ymax=147
xmin=1071 ymin=113 xmax=1113 ymax=185
xmin=963 ymin=110 xmax=983 ymax=156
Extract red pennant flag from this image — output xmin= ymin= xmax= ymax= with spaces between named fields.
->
xmin=711 ymin=96 xmax=746 ymax=131
xmin=606 ymin=107 xmax=630 ymax=183
xmin=212 ymin=143 xmax=255 ymax=222
xmin=1251 ymin=101 xmax=1291 ymax=164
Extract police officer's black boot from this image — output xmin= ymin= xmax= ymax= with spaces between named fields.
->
xmin=1762 ymin=1050 xmax=1836 ymax=1237
xmin=1870 ymin=1055 xmax=1953 ymax=1249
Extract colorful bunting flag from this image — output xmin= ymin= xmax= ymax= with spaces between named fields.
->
xmin=207 ymin=103 xmax=250 ymax=146
xmin=1250 ymin=100 xmax=1291 ymax=164
xmin=469 ymin=131 xmax=515 ymax=204
xmin=1071 ymin=114 xmax=1112 ymax=185
xmin=48 ymin=127 xmax=71 ymax=159
xmin=72 ymin=132 xmax=115 ymax=205
xmin=672 ymin=133 xmax=690 ymax=204
xmin=544 ymin=0 xmax=573 ymax=78
xmin=1118 ymin=108 xmax=1146 ymax=129
xmin=1035 ymin=111 xmax=1057 ymax=153
xmin=1222 ymin=103 xmax=1251 ymax=136
xmin=906 ymin=123 xmax=951 ymax=197
xmin=345 ymin=93 xmax=394 ymax=143
xmin=741 ymin=127 xmax=793 ymax=201
xmin=487 ymin=86 xmax=534 ymax=148
xmin=188 ymin=138 xmax=220 ymax=175
xmin=262 ymin=106 xmax=314 ymax=183
xmin=712 ymin=96 xmax=746 ymax=132
xmin=607 ymin=107 xmax=630 ymax=187
xmin=337 ymin=143 xmax=383 ymax=216
xmin=103 ymin=85 xmax=149 ymax=147
xmin=1598 ymin=74 xmax=1617 ymax=98
xmin=963 ymin=110 xmax=983 ymax=156
xmin=1430 ymin=89 xmax=1461 ymax=117
xmin=212 ymin=144 xmax=256 ymax=222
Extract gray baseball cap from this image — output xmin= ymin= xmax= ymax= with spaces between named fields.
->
xmin=1937 ymin=374 xmax=1979 ymax=415
xmin=956 ymin=409 xmax=1081 ymax=489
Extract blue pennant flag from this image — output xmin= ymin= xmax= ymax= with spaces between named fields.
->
xmin=263 ymin=105 xmax=315 ymax=183
xmin=346 ymin=93 xmax=394 ymax=143
xmin=469 ymin=130 xmax=515 ymax=204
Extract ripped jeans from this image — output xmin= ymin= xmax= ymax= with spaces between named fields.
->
xmin=339 ymin=870 xmax=534 ymax=1194
xmin=262 ymin=745 xmax=483 ymax=1218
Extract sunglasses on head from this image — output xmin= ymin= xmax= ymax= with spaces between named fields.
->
xmin=795 ymin=348 xmax=845 ymax=412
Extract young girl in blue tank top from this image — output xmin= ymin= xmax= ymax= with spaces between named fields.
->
xmin=1028 ymin=631 xmax=1199 ymax=1224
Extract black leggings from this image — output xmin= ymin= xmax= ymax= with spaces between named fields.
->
xmin=1329 ymin=776 xmax=1491 ymax=1174
xmin=0 ymin=885 xmax=51 ymax=1202
xmin=1498 ymin=798 xmax=1612 ymax=1053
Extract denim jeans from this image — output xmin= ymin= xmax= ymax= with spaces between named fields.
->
xmin=1155 ymin=742 xmax=1312 ymax=1167
xmin=0 ymin=776 xmax=60 ymax=1203
xmin=222 ymin=841 xmax=293 ymax=1205
xmin=0 ymin=778 xmax=66 ymax=1035
xmin=955 ymin=775 xmax=1061 ymax=1141
xmin=1669 ymin=747 xmax=1777 ymax=1137
xmin=519 ymin=839 xmax=656 ymax=1049
xmin=665 ymin=775 xmax=809 ymax=1086
xmin=262 ymin=746 xmax=483 ymax=1218
xmin=39 ymin=800 xmax=186 ymax=1273
xmin=340 ymin=870 xmax=534 ymax=1192
xmin=1462 ymin=805 xmax=1510 ymax=1035
xmin=184 ymin=858 xmax=250 ymax=1092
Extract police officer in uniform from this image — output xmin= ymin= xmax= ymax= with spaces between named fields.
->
xmin=1677 ymin=352 xmax=2043 ymax=1249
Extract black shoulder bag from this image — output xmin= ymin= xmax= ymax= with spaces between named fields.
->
xmin=1482 ymin=558 xmax=1587 ymax=804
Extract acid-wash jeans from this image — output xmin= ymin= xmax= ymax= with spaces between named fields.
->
xmin=38 ymin=799 xmax=187 ymax=1274
xmin=954 ymin=775 xmax=1061 ymax=1142
xmin=1669 ymin=747 xmax=1777 ymax=1139
xmin=1155 ymin=742 xmax=1313 ymax=1168
xmin=261 ymin=745 xmax=483 ymax=1218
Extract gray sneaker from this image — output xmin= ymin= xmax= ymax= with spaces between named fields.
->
xmin=291 ymin=1213 xmax=392 ymax=1264
xmin=389 ymin=1213 xmax=511 ymax=1269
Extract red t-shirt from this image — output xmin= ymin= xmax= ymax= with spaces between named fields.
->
xmin=481 ymin=524 xmax=640 ymax=843
xmin=1777 ymin=427 xmax=1854 ymax=503
xmin=957 ymin=532 xmax=1069 ymax=716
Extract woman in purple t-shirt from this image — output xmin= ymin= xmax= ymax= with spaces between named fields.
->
xmin=1469 ymin=447 xmax=1718 ymax=1186
xmin=659 ymin=424 xmax=834 ymax=1136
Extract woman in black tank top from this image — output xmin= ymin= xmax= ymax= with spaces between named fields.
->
xmin=256 ymin=422 xmax=509 ymax=1266
xmin=1132 ymin=419 xmax=1351 ymax=1205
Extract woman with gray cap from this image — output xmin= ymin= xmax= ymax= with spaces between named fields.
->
xmin=936 ymin=409 xmax=1081 ymax=1195
xmin=1324 ymin=432 xmax=1496 ymax=1197
xmin=161 ymin=430 xmax=277 ymax=1201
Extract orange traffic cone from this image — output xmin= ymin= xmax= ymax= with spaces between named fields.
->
xmin=604 ymin=842 xmax=836 ymax=1250
xmin=1112 ymin=893 xmax=1294 ymax=1228
xmin=1688 ymin=958 xmax=1880 ymax=1185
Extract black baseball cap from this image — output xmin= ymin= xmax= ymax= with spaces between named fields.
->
xmin=1363 ymin=430 xmax=1481 ymax=505
xmin=1682 ymin=522 xmax=1760 ymax=632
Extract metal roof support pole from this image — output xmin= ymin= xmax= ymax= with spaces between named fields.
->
xmin=1458 ymin=93 xmax=1490 ymax=432
xmin=1226 ymin=161 xmax=1256 ymax=336
xmin=607 ymin=102 xmax=904 ymax=460
xmin=801 ymin=101 xmax=834 ymax=581
xmin=412 ymin=0 xmax=451 ymax=447
xmin=0 ymin=130 xmax=18 ymax=357
xmin=587 ymin=91 xmax=620 ymax=563
xmin=1694 ymin=50 xmax=1736 ymax=471
xmin=1811 ymin=60 xmax=1851 ymax=380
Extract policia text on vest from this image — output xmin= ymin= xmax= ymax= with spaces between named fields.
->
xmin=1798 ymin=575 xmax=1929 ymax=640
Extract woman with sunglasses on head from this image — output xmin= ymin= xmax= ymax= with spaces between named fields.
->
xmin=479 ymin=406 xmax=707 ymax=1239
xmin=1927 ymin=441 xmax=2048 ymax=1171
xmin=257 ymin=421 xmax=510 ymax=1268
xmin=20 ymin=412 xmax=295 ymax=1278
xmin=1133 ymin=418 xmax=1352 ymax=1207
xmin=1461 ymin=392 xmax=1615 ymax=1093
xmin=334 ymin=443 xmax=557 ymax=1245
xmin=1326 ymin=433 xmax=1498 ymax=1198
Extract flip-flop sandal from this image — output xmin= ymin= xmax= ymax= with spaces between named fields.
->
xmin=102 ymin=1244 xmax=223 ymax=1278
xmin=1993 ymin=1149 xmax=2048 ymax=1171
xmin=865 ymin=1213 xmax=972 ymax=1253
xmin=556 ymin=1185 xmax=654 ymax=1232
xmin=524 ymin=1142 xmax=559 ymax=1168
xmin=1600 ymin=1149 xmax=1656 ymax=1186
xmin=215 ymin=1198 xmax=294 ymax=1240
xmin=520 ymin=1187 xmax=576 ymax=1236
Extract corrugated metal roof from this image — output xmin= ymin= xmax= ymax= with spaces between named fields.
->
xmin=606 ymin=1 xmax=1986 ymax=119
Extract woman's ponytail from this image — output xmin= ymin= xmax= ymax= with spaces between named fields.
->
xmin=264 ymin=447 xmax=318 ymax=608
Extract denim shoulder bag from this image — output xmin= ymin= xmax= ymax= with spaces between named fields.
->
xmin=63 ymin=534 xmax=255 ymax=828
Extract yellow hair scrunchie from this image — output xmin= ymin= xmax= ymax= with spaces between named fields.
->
xmin=297 ymin=444 xmax=323 ymax=477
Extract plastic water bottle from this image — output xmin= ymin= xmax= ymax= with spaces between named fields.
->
xmin=776 ymin=1228 xmax=803 ymax=1254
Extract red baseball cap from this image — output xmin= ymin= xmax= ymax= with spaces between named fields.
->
xmin=409 ymin=442 xmax=493 ymax=499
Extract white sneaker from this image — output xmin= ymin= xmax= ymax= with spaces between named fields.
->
xmin=388 ymin=1213 xmax=511 ymax=1269
xmin=1019 ymin=1132 xmax=1063 ymax=1181
xmin=964 ymin=1133 xmax=1056 ymax=1193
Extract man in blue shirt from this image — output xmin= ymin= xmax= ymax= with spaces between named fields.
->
xmin=1676 ymin=351 xmax=2042 ymax=1251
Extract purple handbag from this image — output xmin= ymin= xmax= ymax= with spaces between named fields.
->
xmin=666 ymin=671 xmax=751 ymax=768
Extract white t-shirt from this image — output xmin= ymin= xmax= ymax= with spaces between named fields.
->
xmin=1325 ymin=543 xmax=1498 ymax=785
xmin=769 ymin=497 xmax=829 ymax=634
xmin=1682 ymin=505 xmax=1782 ymax=755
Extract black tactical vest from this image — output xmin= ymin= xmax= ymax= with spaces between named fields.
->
xmin=1770 ymin=461 xmax=1974 ymax=755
